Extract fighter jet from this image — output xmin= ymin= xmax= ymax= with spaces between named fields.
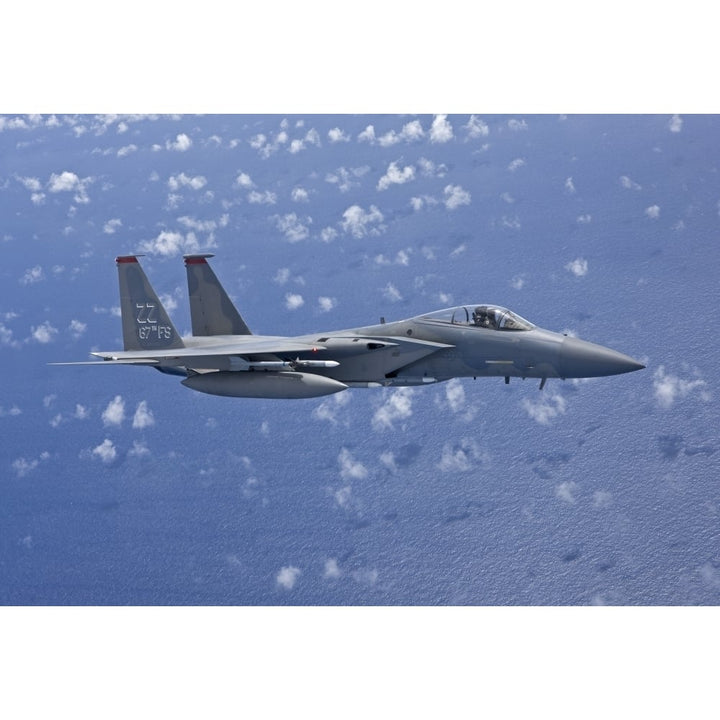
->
xmin=57 ymin=254 xmax=645 ymax=398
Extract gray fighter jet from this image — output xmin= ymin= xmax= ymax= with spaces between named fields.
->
xmin=59 ymin=255 xmax=645 ymax=398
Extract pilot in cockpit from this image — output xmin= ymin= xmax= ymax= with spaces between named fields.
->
xmin=473 ymin=306 xmax=495 ymax=329
xmin=473 ymin=307 xmax=490 ymax=328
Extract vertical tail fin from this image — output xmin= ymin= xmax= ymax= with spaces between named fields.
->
xmin=184 ymin=254 xmax=252 ymax=336
xmin=116 ymin=255 xmax=184 ymax=351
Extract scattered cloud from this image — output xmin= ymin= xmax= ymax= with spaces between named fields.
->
xmin=382 ymin=282 xmax=402 ymax=302
xmin=68 ymin=319 xmax=87 ymax=339
xmin=653 ymin=366 xmax=709 ymax=408
xmin=565 ymin=177 xmax=576 ymax=194
xmin=317 ymin=296 xmax=336 ymax=312
xmin=247 ymin=190 xmax=277 ymax=205
xmin=465 ymin=115 xmax=489 ymax=138
xmin=338 ymin=448 xmax=367 ymax=480
xmin=273 ymin=212 xmax=310 ymax=242
xmin=620 ymin=175 xmax=642 ymax=191
xmin=291 ymin=187 xmax=309 ymax=203
xmin=508 ymin=158 xmax=526 ymax=172
xmin=166 ymin=133 xmax=192 ymax=152
xmin=117 ymin=144 xmax=137 ymax=158
xmin=92 ymin=439 xmax=117 ymax=464
xmin=328 ymin=127 xmax=350 ymax=143
xmin=323 ymin=558 xmax=342 ymax=579
xmin=234 ymin=172 xmax=254 ymax=188
xmin=139 ymin=229 xmax=213 ymax=257
xmin=372 ymin=388 xmax=414 ymax=431
xmin=508 ymin=119 xmax=528 ymax=131
xmin=276 ymin=566 xmax=301 ymax=590
xmin=565 ymin=258 xmax=588 ymax=277
xmin=312 ymin=389 xmax=351 ymax=425
xmin=12 ymin=452 xmax=49 ymax=478
xmin=430 ymin=114 xmax=453 ymax=143
xmin=668 ymin=114 xmax=683 ymax=133
xmin=31 ymin=322 xmax=58 ymax=344
xmin=47 ymin=171 xmax=93 ymax=203
xmin=522 ymin=393 xmax=567 ymax=425
xmin=645 ymin=205 xmax=660 ymax=219
xmin=437 ymin=438 xmax=488 ymax=472
xmin=325 ymin=166 xmax=368 ymax=193
xmin=168 ymin=173 xmax=206 ymax=191
xmin=341 ymin=204 xmax=384 ymax=238
xmin=103 ymin=218 xmax=122 ymax=234
xmin=102 ymin=395 xmax=125 ymax=427
xmin=377 ymin=161 xmax=415 ymax=191
xmin=555 ymin=481 xmax=577 ymax=504
xmin=443 ymin=184 xmax=471 ymax=210
xmin=20 ymin=265 xmax=44 ymax=285
xmin=132 ymin=400 xmax=155 ymax=429
xmin=285 ymin=293 xmax=304 ymax=310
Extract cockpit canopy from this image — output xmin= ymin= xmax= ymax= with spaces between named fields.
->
xmin=420 ymin=305 xmax=535 ymax=331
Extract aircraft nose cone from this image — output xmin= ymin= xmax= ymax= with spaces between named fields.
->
xmin=560 ymin=337 xmax=645 ymax=378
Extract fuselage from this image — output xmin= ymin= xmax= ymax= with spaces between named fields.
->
xmin=174 ymin=304 xmax=644 ymax=388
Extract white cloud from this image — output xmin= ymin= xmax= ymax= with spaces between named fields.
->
xmin=372 ymin=388 xmax=414 ymax=431
xmin=382 ymin=282 xmax=402 ymax=302
xmin=645 ymin=205 xmax=660 ymax=219
xmin=377 ymin=161 xmax=416 ymax=191
xmin=273 ymin=212 xmax=310 ymax=242
xmin=508 ymin=158 xmax=526 ymax=172
xmin=103 ymin=218 xmax=122 ymax=234
xmin=328 ymin=127 xmax=350 ymax=143
xmin=129 ymin=440 xmax=150 ymax=457
xmin=276 ymin=566 xmax=301 ymax=590
xmin=117 ymin=144 xmax=137 ymax=157
xmin=341 ymin=204 xmax=384 ymax=238
xmin=669 ymin=114 xmax=683 ymax=133
xmin=20 ymin=265 xmax=44 ymax=285
xmin=92 ymin=439 xmax=117 ymax=464
xmin=235 ymin=172 xmax=254 ymax=188
xmin=555 ymin=481 xmax=577 ymax=504
xmin=48 ymin=171 xmax=92 ymax=203
xmin=166 ymin=133 xmax=192 ymax=151
xmin=620 ymin=175 xmax=642 ymax=190
xmin=522 ymin=393 xmax=567 ymax=425
xmin=68 ymin=319 xmax=87 ymax=338
xmin=17 ymin=175 xmax=42 ymax=192
xmin=318 ymin=296 xmax=336 ymax=312
xmin=285 ymin=293 xmax=304 ymax=310
xmin=274 ymin=268 xmax=290 ymax=285
xmin=430 ymin=114 xmax=453 ymax=143
xmin=511 ymin=275 xmax=526 ymax=290
xmin=437 ymin=438 xmax=487 ymax=472
xmin=12 ymin=454 xmax=48 ymax=477
xmin=565 ymin=258 xmax=588 ymax=277
xmin=102 ymin=395 xmax=125 ymax=427
xmin=338 ymin=448 xmax=367 ymax=480
xmin=577 ymin=214 xmax=592 ymax=224
xmin=653 ymin=366 xmax=709 ymax=409
xmin=139 ymin=230 xmax=212 ymax=257
xmin=132 ymin=400 xmax=155 ymax=429
xmin=443 ymin=184 xmax=471 ymax=210
xmin=31 ymin=322 xmax=58 ymax=344
xmin=358 ymin=125 xmax=376 ymax=143
xmin=247 ymin=190 xmax=277 ymax=205
xmin=508 ymin=119 xmax=528 ymax=131
xmin=74 ymin=404 xmax=90 ymax=420
xmin=168 ymin=173 xmax=207 ymax=191
xmin=323 ymin=559 xmax=342 ymax=579
xmin=320 ymin=227 xmax=338 ymax=243
xmin=465 ymin=115 xmax=489 ymax=139
xmin=565 ymin=177 xmax=576 ymax=194
xmin=444 ymin=379 xmax=466 ymax=413
xmin=291 ymin=187 xmax=309 ymax=203
xmin=312 ymin=390 xmax=351 ymax=425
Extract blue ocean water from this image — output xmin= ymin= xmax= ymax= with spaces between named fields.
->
xmin=1 ymin=114 xmax=718 ymax=605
